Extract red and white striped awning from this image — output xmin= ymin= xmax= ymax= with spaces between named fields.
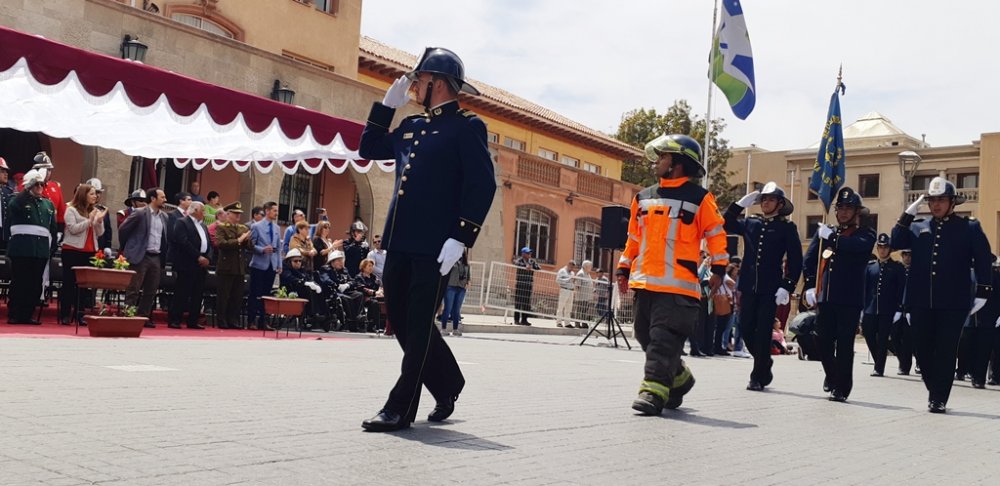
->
xmin=0 ymin=25 xmax=392 ymax=174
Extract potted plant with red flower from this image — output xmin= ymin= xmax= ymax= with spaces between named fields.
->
xmin=86 ymin=302 xmax=146 ymax=338
xmin=73 ymin=250 xmax=136 ymax=291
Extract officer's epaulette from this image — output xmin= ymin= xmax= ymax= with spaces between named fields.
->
xmin=457 ymin=108 xmax=477 ymax=118
xmin=967 ymin=215 xmax=977 ymax=221
xmin=403 ymin=112 xmax=430 ymax=121
xmin=748 ymin=214 xmax=762 ymax=220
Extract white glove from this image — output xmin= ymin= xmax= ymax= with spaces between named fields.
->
xmin=381 ymin=75 xmax=412 ymax=109
xmin=970 ymin=297 xmax=987 ymax=316
xmin=337 ymin=283 xmax=350 ymax=292
xmin=995 ymin=316 xmax=1000 ymax=328
xmin=905 ymin=313 xmax=911 ymax=324
xmin=805 ymin=288 xmax=817 ymax=307
xmin=893 ymin=311 xmax=902 ymax=322
xmin=437 ymin=238 xmax=466 ymax=276
xmin=774 ymin=287 xmax=790 ymax=305
xmin=305 ymin=281 xmax=322 ymax=294
xmin=905 ymin=195 xmax=925 ymax=216
xmin=736 ymin=190 xmax=760 ymax=209
xmin=817 ymin=223 xmax=834 ymax=240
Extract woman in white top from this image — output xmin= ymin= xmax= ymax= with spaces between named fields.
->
xmin=710 ymin=264 xmax=738 ymax=355
xmin=60 ymin=183 xmax=107 ymax=324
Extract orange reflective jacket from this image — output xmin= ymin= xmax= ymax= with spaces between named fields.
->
xmin=617 ymin=177 xmax=728 ymax=299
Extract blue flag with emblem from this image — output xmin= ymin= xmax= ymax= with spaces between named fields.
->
xmin=809 ymin=86 xmax=846 ymax=211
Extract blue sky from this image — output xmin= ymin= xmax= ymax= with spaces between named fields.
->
xmin=361 ymin=1 xmax=999 ymax=151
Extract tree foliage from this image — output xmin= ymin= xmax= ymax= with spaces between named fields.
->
xmin=614 ymin=100 xmax=737 ymax=207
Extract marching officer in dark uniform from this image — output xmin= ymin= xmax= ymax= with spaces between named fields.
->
xmin=724 ymin=181 xmax=802 ymax=391
xmin=892 ymin=249 xmax=915 ymax=375
xmin=6 ymin=169 xmax=57 ymax=324
xmin=861 ymin=233 xmax=906 ymax=377
xmin=512 ymin=247 xmax=541 ymax=325
xmin=358 ymin=47 xmax=496 ymax=431
xmin=0 ymin=157 xmax=14 ymax=251
xmin=891 ymin=176 xmax=992 ymax=413
xmin=214 ymin=202 xmax=252 ymax=329
xmin=803 ymin=187 xmax=876 ymax=402
xmin=964 ymin=256 xmax=1000 ymax=389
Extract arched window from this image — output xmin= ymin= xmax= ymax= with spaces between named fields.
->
xmin=574 ymin=218 xmax=603 ymax=269
xmin=171 ymin=13 xmax=235 ymax=38
xmin=278 ymin=173 xmax=315 ymax=224
xmin=515 ymin=205 xmax=556 ymax=264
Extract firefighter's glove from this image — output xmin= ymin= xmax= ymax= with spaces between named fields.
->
xmin=736 ymin=190 xmax=760 ymax=209
xmin=437 ymin=238 xmax=465 ymax=276
xmin=774 ymin=287 xmax=790 ymax=306
xmin=905 ymin=195 xmax=925 ymax=216
xmin=817 ymin=223 xmax=834 ymax=240
xmin=381 ymin=75 xmax=413 ymax=109
xmin=805 ymin=288 xmax=817 ymax=307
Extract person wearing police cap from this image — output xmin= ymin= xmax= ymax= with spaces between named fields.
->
xmin=0 ymin=156 xmax=13 ymax=251
xmin=343 ymin=220 xmax=370 ymax=278
xmin=358 ymin=47 xmax=496 ymax=432
xmin=30 ymin=152 xmax=65 ymax=234
xmin=892 ymin=248 xmax=916 ymax=375
xmin=724 ymin=181 xmax=802 ymax=391
xmin=861 ymin=233 xmax=906 ymax=377
xmin=512 ymin=247 xmax=541 ymax=325
xmin=961 ymin=255 xmax=1000 ymax=389
xmin=6 ymin=169 xmax=57 ymax=324
xmin=891 ymin=176 xmax=992 ymax=412
xmin=214 ymin=202 xmax=253 ymax=329
xmin=803 ymin=187 xmax=877 ymax=402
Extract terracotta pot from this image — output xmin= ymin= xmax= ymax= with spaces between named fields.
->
xmin=73 ymin=266 xmax=136 ymax=291
xmin=262 ymin=296 xmax=308 ymax=316
xmin=86 ymin=316 xmax=147 ymax=338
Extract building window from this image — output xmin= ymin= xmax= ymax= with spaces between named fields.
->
xmin=278 ymin=173 xmax=314 ymax=224
xmin=315 ymin=0 xmax=339 ymax=14
xmin=560 ymin=155 xmax=580 ymax=168
xmin=515 ymin=206 xmax=556 ymax=264
xmin=911 ymin=175 xmax=935 ymax=191
xmin=955 ymin=172 xmax=979 ymax=189
xmin=574 ymin=219 xmax=603 ymax=269
xmin=171 ymin=13 xmax=235 ymax=38
xmin=504 ymin=137 xmax=526 ymax=151
xmin=582 ymin=162 xmax=601 ymax=175
xmin=538 ymin=148 xmax=558 ymax=161
xmin=487 ymin=132 xmax=499 ymax=144
xmin=805 ymin=215 xmax=823 ymax=238
xmin=858 ymin=174 xmax=880 ymax=198
xmin=861 ymin=213 xmax=879 ymax=232
xmin=807 ymin=190 xmax=818 ymax=200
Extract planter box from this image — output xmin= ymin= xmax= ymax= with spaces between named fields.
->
xmin=73 ymin=266 xmax=136 ymax=291
xmin=86 ymin=316 xmax=147 ymax=338
xmin=262 ymin=296 xmax=308 ymax=316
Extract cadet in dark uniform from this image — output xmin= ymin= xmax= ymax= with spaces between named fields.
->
xmin=803 ymin=187 xmax=877 ymax=402
xmin=724 ymin=182 xmax=802 ymax=391
xmin=358 ymin=47 xmax=496 ymax=432
xmin=214 ymin=202 xmax=252 ymax=329
xmin=6 ymin=169 xmax=57 ymax=324
xmin=343 ymin=221 xmax=370 ymax=278
xmin=512 ymin=247 xmax=540 ymax=325
xmin=892 ymin=249 xmax=915 ymax=375
xmin=891 ymin=176 xmax=992 ymax=413
xmin=0 ymin=157 xmax=14 ymax=251
xmin=861 ymin=233 xmax=906 ymax=377
xmin=965 ymin=256 xmax=1000 ymax=389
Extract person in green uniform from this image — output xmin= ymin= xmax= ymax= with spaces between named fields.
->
xmin=6 ymin=169 xmax=57 ymax=324
xmin=214 ymin=202 xmax=252 ymax=329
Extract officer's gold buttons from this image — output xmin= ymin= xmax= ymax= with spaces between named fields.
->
xmin=401 ymin=176 xmax=408 ymax=182
xmin=397 ymin=189 xmax=404 ymax=196
xmin=473 ymin=228 xmax=479 ymax=233
xmin=414 ymin=141 xmax=419 ymax=146
xmin=405 ymin=164 xmax=411 ymax=170
xmin=460 ymin=221 xmax=466 ymax=227
xmin=410 ymin=153 xmax=416 ymax=158
xmin=421 ymin=130 xmax=426 ymax=135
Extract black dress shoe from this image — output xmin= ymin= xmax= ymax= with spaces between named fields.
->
xmin=870 ymin=371 xmax=884 ymax=377
xmin=829 ymin=392 xmax=848 ymax=403
xmin=988 ymin=379 xmax=1000 ymax=386
xmin=928 ymin=401 xmax=946 ymax=413
xmin=59 ymin=316 xmax=73 ymax=326
xmin=362 ymin=410 xmax=410 ymax=432
xmin=428 ymin=396 xmax=457 ymax=422
xmin=8 ymin=319 xmax=42 ymax=325
xmin=897 ymin=369 xmax=910 ymax=376
xmin=822 ymin=379 xmax=832 ymax=393
xmin=167 ymin=323 xmax=182 ymax=329
xmin=746 ymin=381 xmax=764 ymax=391
xmin=186 ymin=324 xmax=205 ymax=330
xmin=143 ymin=320 xmax=156 ymax=328
xmin=972 ymin=380 xmax=986 ymax=389
xmin=955 ymin=372 xmax=966 ymax=381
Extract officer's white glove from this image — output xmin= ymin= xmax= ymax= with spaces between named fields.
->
xmin=381 ymin=75 xmax=412 ymax=109
xmin=893 ymin=311 xmax=902 ymax=323
xmin=805 ymin=288 xmax=817 ymax=307
xmin=995 ymin=316 xmax=1000 ymax=328
xmin=736 ymin=190 xmax=760 ymax=209
xmin=905 ymin=195 xmax=925 ymax=216
xmin=971 ymin=297 xmax=987 ymax=316
xmin=817 ymin=223 xmax=834 ymax=240
xmin=775 ymin=287 xmax=790 ymax=305
xmin=905 ymin=313 xmax=911 ymax=324
xmin=437 ymin=238 xmax=466 ymax=276
xmin=305 ymin=281 xmax=322 ymax=294
xmin=337 ymin=283 xmax=350 ymax=292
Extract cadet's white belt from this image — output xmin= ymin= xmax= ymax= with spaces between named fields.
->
xmin=10 ymin=224 xmax=51 ymax=239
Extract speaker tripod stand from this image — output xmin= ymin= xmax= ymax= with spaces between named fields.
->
xmin=580 ymin=249 xmax=631 ymax=349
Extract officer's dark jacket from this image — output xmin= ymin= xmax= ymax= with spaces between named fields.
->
xmin=280 ymin=265 xmax=312 ymax=293
xmin=343 ymin=238 xmax=369 ymax=277
xmin=318 ymin=265 xmax=357 ymax=293
xmin=723 ymin=203 xmax=802 ymax=294
xmin=863 ymin=258 xmax=905 ymax=315
xmin=354 ymin=272 xmax=381 ymax=294
xmin=891 ymin=214 xmax=992 ymax=310
xmin=1 ymin=184 xmax=16 ymax=246
xmin=359 ymin=100 xmax=496 ymax=257
xmin=970 ymin=268 xmax=1000 ymax=328
xmin=803 ymin=224 xmax=877 ymax=307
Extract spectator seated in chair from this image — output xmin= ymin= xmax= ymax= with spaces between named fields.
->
xmin=279 ymin=249 xmax=331 ymax=332
xmin=354 ymin=258 xmax=382 ymax=332
xmin=318 ymin=249 xmax=365 ymax=331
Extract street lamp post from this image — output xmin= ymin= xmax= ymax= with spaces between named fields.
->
xmin=898 ymin=150 xmax=923 ymax=211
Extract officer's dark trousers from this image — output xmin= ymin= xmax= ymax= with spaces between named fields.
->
xmin=861 ymin=313 xmax=894 ymax=375
xmin=634 ymin=290 xmax=699 ymax=387
xmin=382 ymin=252 xmax=464 ymax=422
xmin=169 ymin=266 xmax=206 ymax=326
xmin=891 ymin=315 xmax=914 ymax=373
xmin=215 ymin=273 xmax=245 ymax=328
xmin=911 ymin=309 xmax=967 ymax=404
xmin=968 ymin=326 xmax=996 ymax=385
xmin=8 ymin=256 xmax=46 ymax=322
xmin=956 ymin=328 xmax=974 ymax=377
xmin=816 ymin=303 xmax=861 ymax=397
xmin=739 ymin=293 xmax=777 ymax=386
xmin=248 ymin=267 xmax=275 ymax=327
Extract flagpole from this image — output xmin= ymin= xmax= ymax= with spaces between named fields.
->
xmin=815 ymin=66 xmax=845 ymax=301
xmin=703 ymin=0 xmax=719 ymax=190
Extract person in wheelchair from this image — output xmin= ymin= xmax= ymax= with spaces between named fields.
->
xmin=354 ymin=258 xmax=383 ymax=332
xmin=279 ymin=249 xmax=331 ymax=331
xmin=318 ymin=250 xmax=365 ymax=331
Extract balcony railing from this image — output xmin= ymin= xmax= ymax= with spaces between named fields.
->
xmin=577 ymin=172 xmax=614 ymax=200
xmin=906 ymin=188 xmax=978 ymax=203
xmin=516 ymin=154 xmax=561 ymax=187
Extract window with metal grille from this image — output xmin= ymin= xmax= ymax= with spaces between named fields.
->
xmin=515 ymin=206 xmax=556 ymax=264
xmin=278 ymin=173 xmax=314 ymax=224
xmin=574 ymin=219 xmax=603 ymax=269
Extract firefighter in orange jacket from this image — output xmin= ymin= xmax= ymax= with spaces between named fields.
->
xmin=617 ymin=134 xmax=729 ymax=416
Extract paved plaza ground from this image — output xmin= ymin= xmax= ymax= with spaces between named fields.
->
xmin=1 ymin=329 xmax=998 ymax=485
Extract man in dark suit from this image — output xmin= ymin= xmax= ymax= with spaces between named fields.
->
xmin=167 ymin=201 xmax=212 ymax=329
xmin=118 ymin=187 xmax=169 ymax=328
